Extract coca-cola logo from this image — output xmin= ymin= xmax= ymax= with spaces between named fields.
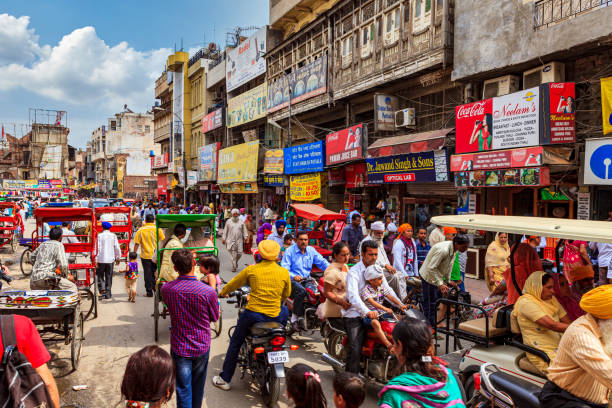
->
xmin=550 ymin=83 xmax=565 ymax=89
xmin=457 ymin=101 xmax=487 ymax=119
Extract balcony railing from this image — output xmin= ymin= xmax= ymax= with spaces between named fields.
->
xmin=534 ymin=0 xmax=611 ymax=29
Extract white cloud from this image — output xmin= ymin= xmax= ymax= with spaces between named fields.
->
xmin=0 ymin=14 xmax=170 ymax=113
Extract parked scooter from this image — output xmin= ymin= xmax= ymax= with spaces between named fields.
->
xmin=226 ymin=286 xmax=299 ymax=407
xmin=467 ymin=363 xmax=541 ymax=408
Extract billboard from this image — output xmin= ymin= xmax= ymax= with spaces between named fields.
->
xmin=541 ymin=82 xmax=575 ymax=144
xmin=226 ymin=27 xmax=267 ymax=92
xmin=263 ymin=174 xmax=284 ymax=187
xmin=227 ymin=83 xmax=267 ymax=128
xmin=263 ymin=149 xmax=284 ymax=174
xmin=374 ymin=94 xmax=399 ymax=131
xmin=290 ymin=173 xmax=321 ymax=201
xmin=325 ymin=124 xmax=364 ymax=166
xmin=450 ymin=146 xmax=543 ymax=172
xmin=217 ymin=141 xmax=259 ymax=184
xmin=198 ymin=143 xmax=219 ymax=181
xmin=366 ymin=149 xmax=449 ymax=184
xmin=201 ymin=108 xmax=223 ymax=133
xmin=455 ymin=167 xmax=550 ymax=188
xmin=284 ymin=141 xmax=325 ymax=174
xmin=267 ymin=55 xmax=328 ymax=113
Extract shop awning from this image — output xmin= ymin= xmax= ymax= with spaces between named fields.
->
xmin=290 ymin=203 xmax=345 ymax=221
xmin=367 ymin=128 xmax=453 ymax=157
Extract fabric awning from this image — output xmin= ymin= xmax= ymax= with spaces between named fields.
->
xmin=290 ymin=203 xmax=345 ymax=221
xmin=367 ymin=128 xmax=453 ymax=157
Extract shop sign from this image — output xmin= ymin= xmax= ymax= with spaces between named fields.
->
xmin=457 ymin=191 xmax=475 ymax=214
xmin=226 ymin=27 xmax=267 ymax=92
xmin=450 ymin=146 xmax=543 ymax=172
xmin=290 ymin=173 xmax=321 ymax=201
xmin=2 ymin=180 xmax=25 ymax=189
xmin=263 ymin=149 xmax=284 ymax=174
xmin=168 ymin=161 xmax=175 ymax=173
xmin=541 ymin=82 xmax=575 ymax=144
xmin=263 ymin=174 xmax=284 ymax=187
xmin=37 ymin=180 xmax=51 ymax=189
xmin=157 ymin=174 xmax=167 ymax=195
xmin=345 ymin=162 xmax=367 ymax=188
xmin=284 ymin=141 xmax=324 ymax=174
xmin=366 ymin=149 xmax=449 ymax=184
xmin=268 ymin=55 xmax=328 ymax=113
xmin=198 ymin=143 xmax=219 ymax=181
xmin=217 ymin=140 xmax=259 ymax=184
xmin=50 ymin=179 xmax=62 ymax=188
xmin=151 ymin=153 xmax=169 ymax=169
xmin=584 ymin=137 xmax=612 ymax=185
xmin=328 ymin=168 xmax=344 ymax=186
xmin=25 ymin=180 xmax=38 ymax=189
xmin=454 ymin=167 xmax=550 ymax=188
xmin=227 ymin=83 xmax=267 ymax=128
xmin=187 ymin=171 xmax=198 ymax=186
xmin=201 ymin=108 xmax=223 ymax=133
xmin=374 ymin=94 xmax=399 ymax=132
xmin=577 ymin=192 xmax=590 ymax=220
xmin=218 ymin=182 xmax=258 ymax=194
xmin=602 ymin=76 xmax=612 ymax=135
xmin=325 ymin=124 xmax=364 ymax=166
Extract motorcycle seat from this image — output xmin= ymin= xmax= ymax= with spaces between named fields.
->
xmin=250 ymin=321 xmax=284 ymax=336
xmin=489 ymin=370 xmax=541 ymax=408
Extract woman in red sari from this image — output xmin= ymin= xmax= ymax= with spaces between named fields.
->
xmin=504 ymin=243 xmax=543 ymax=305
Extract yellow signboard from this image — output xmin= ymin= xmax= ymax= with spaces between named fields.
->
xmin=227 ymin=83 xmax=267 ymax=128
xmin=218 ymin=182 xmax=258 ymax=194
xmin=217 ymin=141 xmax=260 ymax=184
xmin=263 ymin=149 xmax=284 ymax=174
xmin=290 ymin=173 xmax=321 ymax=201
xmin=602 ymin=76 xmax=612 ymax=135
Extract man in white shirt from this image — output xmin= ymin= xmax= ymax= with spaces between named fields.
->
xmin=344 ymin=240 xmax=402 ymax=373
xmin=589 ymin=241 xmax=612 ymax=286
xmin=96 ymin=221 xmax=121 ymax=299
xmin=392 ymin=224 xmax=419 ymax=301
xmin=61 ymin=221 xmax=79 ymax=263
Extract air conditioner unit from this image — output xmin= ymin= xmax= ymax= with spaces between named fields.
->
xmin=482 ymin=75 xmax=520 ymax=99
xmin=395 ymin=108 xmax=416 ymax=127
xmin=523 ymin=62 xmax=565 ymax=89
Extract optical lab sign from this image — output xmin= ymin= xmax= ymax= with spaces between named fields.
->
xmin=584 ymin=138 xmax=612 ymax=185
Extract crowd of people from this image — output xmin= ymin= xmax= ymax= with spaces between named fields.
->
xmin=2 ymin=198 xmax=611 ymax=408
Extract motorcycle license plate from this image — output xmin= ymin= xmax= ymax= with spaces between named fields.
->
xmin=267 ymin=350 xmax=289 ymax=364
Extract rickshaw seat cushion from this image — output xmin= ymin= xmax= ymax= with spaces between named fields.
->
xmin=63 ymin=243 xmax=93 ymax=253
xmin=457 ymin=317 xmax=508 ymax=338
xmin=518 ymin=356 xmax=546 ymax=377
xmin=68 ymin=263 xmax=95 ymax=270
xmin=510 ymin=311 xmax=521 ymax=335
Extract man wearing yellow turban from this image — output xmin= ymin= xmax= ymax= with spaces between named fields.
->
xmin=541 ymin=285 xmax=612 ymax=407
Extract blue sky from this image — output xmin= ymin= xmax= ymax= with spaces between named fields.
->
xmin=0 ymin=0 xmax=269 ymax=147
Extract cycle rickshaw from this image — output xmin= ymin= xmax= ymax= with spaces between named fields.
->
xmin=0 ymin=201 xmax=24 ymax=254
xmin=153 ymin=213 xmax=218 ymax=342
xmin=22 ymin=207 xmax=99 ymax=320
xmin=94 ymin=206 xmax=133 ymax=260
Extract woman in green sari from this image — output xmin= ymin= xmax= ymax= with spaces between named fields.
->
xmin=378 ymin=318 xmax=466 ymax=408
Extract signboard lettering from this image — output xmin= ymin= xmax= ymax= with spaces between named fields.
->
xmin=226 ymin=28 xmax=267 ymax=92
xmin=325 ymin=124 xmax=364 ymax=166
xmin=284 ymin=141 xmax=324 ymax=174
xmin=366 ymin=149 xmax=449 ymax=184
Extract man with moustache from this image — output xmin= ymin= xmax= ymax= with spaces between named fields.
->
xmin=358 ymin=221 xmax=400 ymax=299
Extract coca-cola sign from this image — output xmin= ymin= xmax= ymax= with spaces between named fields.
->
xmin=456 ymin=100 xmax=488 ymax=119
xmin=455 ymin=99 xmax=493 ymax=153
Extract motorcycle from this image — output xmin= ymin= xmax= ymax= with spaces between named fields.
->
xmin=226 ymin=286 xmax=299 ymax=407
xmin=467 ymin=362 xmax=542 ymax=408
xmin=285 ymin=272 xmax=326 ymax=335
xmin=321 ymin=308 xmax=427 ymax=385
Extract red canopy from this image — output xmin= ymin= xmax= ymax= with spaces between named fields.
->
xmin=290 ymin=204 xmax=345 ymax=222
xmin=34 ymin=207 xmax=94 ymax=222
xmin=94 ymin=206 xmax=131 ymax=214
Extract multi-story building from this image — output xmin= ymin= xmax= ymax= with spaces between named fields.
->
xmin=451 ymin=0 xmax=612 ymax=220
xmin=153 ymin=70 xmax=173 ymax=200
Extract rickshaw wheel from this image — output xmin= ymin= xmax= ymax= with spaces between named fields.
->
xmin=20 ymin=248 xmax=33 ymax=276
xmin=154 ymin=288 xmax=160 ymax=342
xmin=93 ymin=274 xmax=98 ymax=318
xmin=80 ymin=288 xmax=95 ymax=320
xmin=9 ymin=235 xmax=16 ymax=253
xmin=211 ymin=312 xmax=222 ymax=339
xmin=71 ymin=309 xmax=84 ymax=370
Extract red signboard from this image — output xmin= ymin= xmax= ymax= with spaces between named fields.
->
xmin=325 ymin=124 xmax=364 ymax=166
xmin=50 ymin=179 xmax=62 ymax=188
xmin=151 ymin=153 xmax=169 ymax=169
xmin=201 ymin=108 xmax=223 ymax=133
xmin=344 ymin=162 xmax=367 ymax=189
xmin=450 ymin=146 xmax=543 ymax=172
xmin=157 ymin=174 xmax=167 ymax=195
xmin=328 ymin=168 xmax=344 ymax=186
xmin=545 ymin=82 xmax=575 ymax=144
xmin=455 ymin=99 xmax=493 ymax=154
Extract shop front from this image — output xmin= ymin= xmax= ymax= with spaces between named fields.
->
xmin=217 ymin=140 xmax=260 ymax=214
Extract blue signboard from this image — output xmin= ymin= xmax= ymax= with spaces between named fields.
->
xmin=284 ymin=141 xmax=325 ymax=174
xmin=263 ymin=174 xmax=284 ymax=187
xmin=366 ymin=149 xmax=449 ymax=184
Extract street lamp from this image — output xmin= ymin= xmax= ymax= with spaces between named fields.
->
xmin=153 ymin=106 xmax=187 ymax=206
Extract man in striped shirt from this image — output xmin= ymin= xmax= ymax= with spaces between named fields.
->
xmin=161 ymin=249 xmax=219 ymax=408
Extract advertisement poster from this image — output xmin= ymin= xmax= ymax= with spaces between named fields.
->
xmin=290 ymin=173 xmax=321 ymax=201
xmin=584 ymin=137 xmax=612 ymax=185
xmin=198 ymin=143 xmax=218 ymax=181
xmin=263 ymin=149 xmax=284 ymax=174
xmin=263 ymin=174 xmax=284 ymax=187
xmin=219 ymin=182 xmax=258 ymax=194
xmin=284 ymin=141 xmax=324 ymax=174
xmin=227 ymin=83 xmax=267 ymax=128
xmin=454 ymin=167 xmax=550 ymax=188
xmin=345 ymin=162 xmax=367 ymax=188
xmin=366 ymin=149 xmax=449 ymax=184
xmin=226 ymin=27 xmax=267 ymax=92
xmin=201 ymin=108 xmax=223 ymax=133
xmin=2 ymin=180 xmax=25 ymax=189
xmin=325 ymin=124 xmax=364 ymax=166
xmin=268 ymin=55 xmax=328 ymax=112
xmin=542 ymin=82 xmax=575 ymax=144
xmin=157 ymin=175 xmax=167 ymax=195
xmin=374 ymin=94 xmax=399 ymax=131
xmin=152 ymin=153 xmax=169 ymax=169
xmin=25 ymin=180 xmax=38 ymax=189
xmin=455 ymin=87 xmax=541 ymax=153
xmin=602 ymin=76 xmax=612 ymax=135
xmin=217 ymin=141 xmax=259 ymax=184
xmin=450 ymin=146 xmax=543 ymax=172
xmin=37 ymin=180 xmax=51 ymax=189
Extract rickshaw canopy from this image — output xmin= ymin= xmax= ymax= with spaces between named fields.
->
xmin=34 ymin=207 xmax=94 ymax=223
xmin=290 ymin=203 xmax=345 ymax=222
xmin=155 ymin=213 xmax=217 ymax=229
xmin=430 ymin=214 xmax=612 ymax=244
xmin=94 ymin=206 xmax=131 ymax=214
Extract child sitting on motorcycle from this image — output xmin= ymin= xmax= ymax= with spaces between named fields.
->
xmin=198 ymin=254 xmax=221 ymax=293
xmin=361 ymin=264 xmax=408 ymax=349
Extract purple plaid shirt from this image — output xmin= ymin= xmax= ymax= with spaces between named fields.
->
xmin=161 ymin=275 xmax=220 ymax=357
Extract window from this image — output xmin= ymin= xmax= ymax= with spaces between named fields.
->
xmin=386 ymin=12 xmax=393 ymax=32
xmin=137 ymin=124 xmax=143 ymax=131
xmin=145 ymin=125 xmax=150 ymax=133
xmin=342 ymin=36 xmax=353 ymax=56
xmin=415 ymin=0 xmax=421 ymax=17
xmin=413 ymin=0 xmax=431 ymax=32
xmin=395 ymin=8 xmax=400 ymax=28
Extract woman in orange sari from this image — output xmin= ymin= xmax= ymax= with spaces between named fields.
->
xmin=505 ymin=243 xmax=543 ymax=305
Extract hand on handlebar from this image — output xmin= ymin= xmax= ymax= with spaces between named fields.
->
xmin=366 ymin=311 xmax=378 ymax=319
xmin=439 ymin=284 xmax=449 ymax=296
xmin=448 ymin=281 xmax=459 ymax=289
xmin=293 ymin=276 xmax=303 ymax=282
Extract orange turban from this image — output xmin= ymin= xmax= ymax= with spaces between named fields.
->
xmin=570 ymin=265 xmax=595 ymax=283
xmin=579 ymin=285 xmax=612 ymax=319
xmin=396 ymin=223 xmax=413 ymax=239
xmin=443 ymin=227 xmax=457 ymax=235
